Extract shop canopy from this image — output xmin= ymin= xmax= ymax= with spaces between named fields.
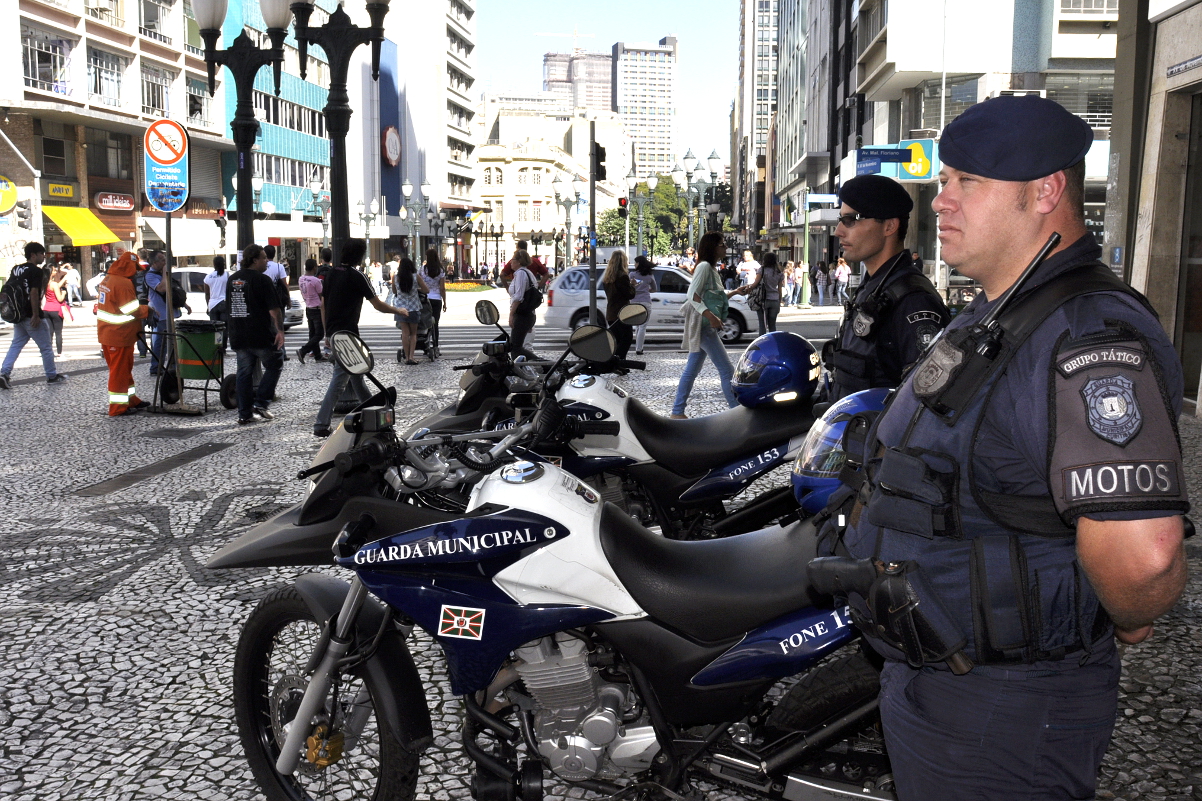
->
xmin=41 ymin=207 xmax=121 ymax=247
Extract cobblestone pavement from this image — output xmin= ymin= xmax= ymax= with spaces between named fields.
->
xmin=0 ymin=321 xmax=1200 ymax=801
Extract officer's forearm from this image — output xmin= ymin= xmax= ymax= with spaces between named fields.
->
xmin=1077 ymin=515 xmax=1188 ymax=631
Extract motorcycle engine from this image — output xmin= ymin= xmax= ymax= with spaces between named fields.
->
xmin=511 ymin=632 xmax=659 ymax=782
xmin=583 ymin=474 xmax=654 ymax=527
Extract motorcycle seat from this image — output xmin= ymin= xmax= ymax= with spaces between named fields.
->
xmin=624 ymin=397 xmax=815 ymax=478
xmin=599 ymin=504 xmax=822 ymax=644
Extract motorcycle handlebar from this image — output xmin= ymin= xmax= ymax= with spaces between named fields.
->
xmin=334 ymin=440 xmax=388 ymax=474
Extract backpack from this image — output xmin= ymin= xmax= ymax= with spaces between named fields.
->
xmin=0 ymin=264 xmax=38 ymax=324
xmin=514 ymin=268 xmax=543 ymax=315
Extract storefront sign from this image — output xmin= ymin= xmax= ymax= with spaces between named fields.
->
xmin=95 ymin=192 xmax=136 ymax=211
xmin=1167 ymin=54 xmax=1202 ymax=78
xmin=47 ymin=183 xmax=76 ymax=199
xmin=382 ymin=126 xmax=402 ymax=167
xmin=0 ymin=175 xmax=17 ymax=215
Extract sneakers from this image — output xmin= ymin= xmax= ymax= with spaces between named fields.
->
xmin=47 ymin=374 xmax=68 ymax=384
xmin=296 ymin=348 xmax=307 ymax=365
xmin=0 ymin=374 xmax=10 ymax=390
xmin=237 ymin=416 xmax=260 ymax=425
xmin=313 ymin=426 xmax=332 ymax=438
xmin=253 ymin=406 xmax=275 ymax=420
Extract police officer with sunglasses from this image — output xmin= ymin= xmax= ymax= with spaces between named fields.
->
xmin=822 ymin=174 xmax=950 ymax=402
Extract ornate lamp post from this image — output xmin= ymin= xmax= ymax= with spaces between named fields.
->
xmin=357 ymin=197 xmax=380 ymax=242
xmin=552 ymin=175 xmax=580 ymax=269
xmin=308 ymin=177 xmax=331 ymax=248
xmin=625 ymin=170 xmax=658 ymax=256
xmin=401 ymin=178 xmax=430 ymax=260
xmin=194 ymin=0 xmax=288 ymax=250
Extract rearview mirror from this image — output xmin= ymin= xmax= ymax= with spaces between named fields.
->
xmin=475 ymin=300 xmax=500 ymax=326
xmin=618 ymin=303 xmax=649 ymax=327
xmin=330 ymin=331 xmax=374 ymax=375
xmin=569 ymin=324 xmax=616 ymax=363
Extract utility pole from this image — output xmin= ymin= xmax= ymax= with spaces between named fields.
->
xmin=588 ymin=120 xmax=600 ymax=325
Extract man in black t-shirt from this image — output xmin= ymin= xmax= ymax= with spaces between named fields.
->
xmin=227 ymin=243 xmax=284 ymax=424
xmin=313 ymin=238 xmax=411 ymax=437
xmin=1 ymin=242 xmax=65 ymax=388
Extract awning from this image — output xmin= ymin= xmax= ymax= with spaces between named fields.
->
xmin=142 ymin=218 xmax=224 ymax=257
xmin=41 ymin=207 xmax=121 ymax=246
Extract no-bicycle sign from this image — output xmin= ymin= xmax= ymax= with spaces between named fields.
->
xmin=144 ymin=119 xmax=190 ymax=214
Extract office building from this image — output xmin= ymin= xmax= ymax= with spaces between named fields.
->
xmin=543 ymin=50 xmax=613 ymax=112
xmin=731 ymin=0 xmax=778 ymax=246
xmin=612 ymin=37 xmax=677 ymax=178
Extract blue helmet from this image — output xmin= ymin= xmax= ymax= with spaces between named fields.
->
xmin=791 ymin=388 xmax=890 ymax=514
xmin=731 ymin=332 xmax=820 ymax=407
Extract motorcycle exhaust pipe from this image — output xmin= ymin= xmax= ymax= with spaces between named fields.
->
xmin=711 ymin=486 xmax=799 ymax=536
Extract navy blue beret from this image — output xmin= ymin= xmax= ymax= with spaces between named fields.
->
xmin=940 ymin=95 xmax=1093 ymax=182
xmin=838 ymin=174 xmax=914 ymax=220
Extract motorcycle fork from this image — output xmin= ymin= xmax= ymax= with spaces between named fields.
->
xmin=275 ymin=576 xmax=369 ymax=776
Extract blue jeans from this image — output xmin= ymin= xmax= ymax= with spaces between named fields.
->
xmin=671 ymin=325 xmax=737 ymax=415
xmin=2 ymin=318 xmax=58 ymax=378
xmin=817 ymin=286 xmax=826 ymax=306
xmin=315 ymin=354 xmax=370 ymax=430
xmin=235 ymin=347 xmax=284 ymax=420
xmin=150 ymin=316 xmax=167 ymax=373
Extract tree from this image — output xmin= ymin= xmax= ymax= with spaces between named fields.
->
xmin=596 ymin=208 xmax=626 ymax=247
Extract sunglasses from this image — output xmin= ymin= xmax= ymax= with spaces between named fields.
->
xmin=835 ymin=213 xmax=882 ymax=228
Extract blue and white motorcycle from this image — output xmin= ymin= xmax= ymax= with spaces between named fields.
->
xmin=208 ymin=327 xmax=894 ymax=801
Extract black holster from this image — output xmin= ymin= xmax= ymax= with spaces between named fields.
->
xmin=807 ymin=556 xmax=974 ymax=674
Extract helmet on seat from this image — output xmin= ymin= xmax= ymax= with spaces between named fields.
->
xmin=791 ymin=388 xmax=890 ymax=514
xmin=731 ymin=332 xmax=821 ymax=408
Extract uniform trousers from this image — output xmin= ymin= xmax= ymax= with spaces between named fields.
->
xmin=102 ymin=343 xmax=140 ymax=415
xmin=879 ymin=650 xmax=1120 ymax=801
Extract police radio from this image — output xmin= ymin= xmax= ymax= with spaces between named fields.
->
xmin=911 ymin=232 xmax=1061 ymax=420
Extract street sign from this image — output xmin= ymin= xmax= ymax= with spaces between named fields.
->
xmin=859 ymin=147 xmax=913 ymax=163
xmin=144 ymin=119 xmax=190 ymax=214
xmin=856 ymin=157 xmax=882 ymax=176
xmin=0 ymin=174 xmax=17 ymax=215
xmin=806 ymin=193 xmax=839 ymax=204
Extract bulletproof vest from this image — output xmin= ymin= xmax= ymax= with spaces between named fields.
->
xmin=828 ymin=253 xmax=943 ymax=399
xmin=845 ymin=261 xmax=1155 ymax=666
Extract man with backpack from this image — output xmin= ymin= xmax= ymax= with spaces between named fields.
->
xmin=145 ymin=250 xmax=191 ymax=376
xmin=0 ymin=242 xmax=67 ymax=388
xmin=507 ymin=250 xmax=541 ymax=360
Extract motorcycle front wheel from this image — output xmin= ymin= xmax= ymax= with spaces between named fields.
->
xmin=233 ymin=585 xmax=419 ymax=801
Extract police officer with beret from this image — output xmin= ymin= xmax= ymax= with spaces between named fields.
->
xmin=821 ymin=95 xmax=1190 ymax=799
xmin=823 ymin=174 xmax=950 ymax=402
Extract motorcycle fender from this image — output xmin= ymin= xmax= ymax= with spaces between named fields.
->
xmin=295 ymin=574 xmax=434 ymax=755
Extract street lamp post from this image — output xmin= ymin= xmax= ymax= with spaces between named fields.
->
xmin=357 ymin=197 xmax=379 ymax=242
xmin=401 ymin=179 xmax=430 ymax=261
xmin=552 ymin=174 xmax=580 ymax=270
xmin=625 ymin=171 xmax=658 ymax=256
xmin=308 ymin=178 xmax=331 ymax=248
xmin=194 ymin=0 xmax=289 ymax=250
xmin=290 ymin=0 xmax=390 ymax=265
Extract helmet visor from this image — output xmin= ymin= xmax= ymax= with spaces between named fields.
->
xmin=792 ymin=415 xmax=848 ymax=478
xmin=734 ymin=349 xmax=764 ymax=385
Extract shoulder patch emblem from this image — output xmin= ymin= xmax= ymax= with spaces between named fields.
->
xmin=1057 ymin=346 xmax=1144 ymax=377
xmin=1081 ymin=374 xmax=1141 ymax=445
xmin=906 ymin=310 xmax=942 ymax=325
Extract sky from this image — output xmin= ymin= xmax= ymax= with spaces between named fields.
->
xmin=474 ymin=0 xmax=740 ymax=171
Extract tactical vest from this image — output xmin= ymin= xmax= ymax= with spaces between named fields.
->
xmin=828 ymin=253 xmax=944 ymax=399
xmin=843 ymin=262 xmax=1158 ymax=666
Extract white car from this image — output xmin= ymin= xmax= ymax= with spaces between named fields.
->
xmin=175 ymin=266 xmax=303 ymax=328
xmin=543 ymin=265 xmax=752 ymax=343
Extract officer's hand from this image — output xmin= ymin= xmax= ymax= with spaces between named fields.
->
xmin=1115 ymin=624 xmax=1153 ymax=645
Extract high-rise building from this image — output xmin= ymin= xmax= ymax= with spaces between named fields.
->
xmin=612 ymin=37 xmax=677 ymax=178
xmin=543 ymin=50 xmax=613 ymax=112
xmin=731 ymin=0 xmax=778 ymax=245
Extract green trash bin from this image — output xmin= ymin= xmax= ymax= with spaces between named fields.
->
xmin=175 ymin=319 xmax=225 ymax=381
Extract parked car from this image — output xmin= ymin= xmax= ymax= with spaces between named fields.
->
xmin=175 ymin=266 xmax=304 ymax=328
xmin=543 ymin=265 xmax=751 ymax=343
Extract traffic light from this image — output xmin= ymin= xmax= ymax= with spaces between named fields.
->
xmin=15 ymin=200 xmax=32 ymax=230
xmin=618 ymin=197 xmax=628 ymax=218
xmin=215 ymin=208 xmax=227 ymax=248
xmin=592 ymin=144 xmax=607 ymax=182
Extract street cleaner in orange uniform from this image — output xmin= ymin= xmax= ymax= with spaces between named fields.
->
xmin=96 ymin=252 xmax=150 ymax=416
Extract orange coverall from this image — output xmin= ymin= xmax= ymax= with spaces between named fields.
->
xmin=96 ymin=253 xmax=150 ymax=416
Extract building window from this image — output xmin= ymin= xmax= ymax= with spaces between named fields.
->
xmin=252 ymin=90 xmax=325 ymax=136
xmin=531 ymin=169 xmax=541 ymax=185
xmin=22 ymin=26 xmax=72 ymax=95
xmin=87 ymin=128 xmax=133 ymax=179
xmin=253 ymin=152 xmax=328 ymax=189
xmin=532 ymin=204 xmax=541 ymax=222
xmin=483 ymin=167 xmax=492 ymax=185
xmin=187 ymin=77 xmax=209 ymax=125
xmin=518 ymin=168 xmax=528 ymax=184
xmin=140 ymin=0 xmax=173 ymax=43
xmin=141 ymin=64 xmax=173 ymax=115
xmin=1060 ymin=0 xmax=1117 ymax=12
xmin=88 ymin=48 xmax=126 ymax=107
xmin=1045 ymin=73 xmax=1113 ymax=129
xmin=183 ymin=0 xmax=204 ymax=55
xmin=494 ymin=201 xmax=503 ymax=222
xmin=518 ymin=201 xmax=529 ymax=222
xmin=43 ymin=137 xmax=68 ymax=176
xmin=494 ymin=167 xmax=503 ymax=186
xmin=921 ymin=75 xmax=981 ymax=131
xmin=87 ymin=0 xmax=125 ymax=27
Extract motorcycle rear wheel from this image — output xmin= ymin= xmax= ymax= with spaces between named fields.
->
xmin=233 ymin=585 xmax=419 ymax=801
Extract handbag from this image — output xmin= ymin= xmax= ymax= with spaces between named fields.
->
xmin=699 ymin=264 xmax=728 ymax=320
xmin=747 ymin=279 xmax=766 ymax=311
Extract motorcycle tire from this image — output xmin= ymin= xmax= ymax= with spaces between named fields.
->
xmin=764 ymin=650 xmax=881 ymax=735
xmin=232 ymin=585 xmax=419 ymax=801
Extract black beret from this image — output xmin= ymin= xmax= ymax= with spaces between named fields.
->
xmin=940 ymin=95 xmax=1093 ymax=182
xmin=838 ymin=174 xmax=914 ymax=220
